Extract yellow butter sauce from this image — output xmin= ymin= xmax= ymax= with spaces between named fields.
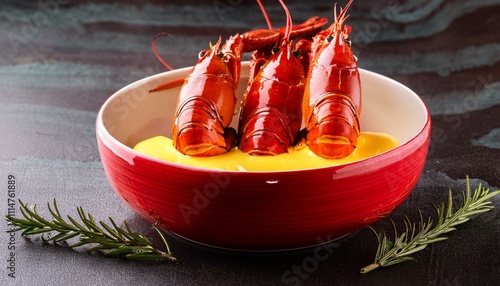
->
xmin=133 ymin=132 xmax=399 ymax=171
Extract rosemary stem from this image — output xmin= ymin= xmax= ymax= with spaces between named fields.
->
xmin=360 ymin=262 xmax=380 ymax=274
xmin=162 ymin=252 xmax=178 ymax=263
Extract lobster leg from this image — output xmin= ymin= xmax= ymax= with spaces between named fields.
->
xmin=242 ymin=15 xmax=327 ymax=79
xmin=240 ymin=16 xmax=327 ymax=53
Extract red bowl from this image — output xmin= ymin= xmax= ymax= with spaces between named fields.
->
xmin=96 ymin=63 xmax=431 ymax=251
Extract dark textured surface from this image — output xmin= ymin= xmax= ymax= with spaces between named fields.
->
xmin=1 ymin=0 xmax=499 ymax=285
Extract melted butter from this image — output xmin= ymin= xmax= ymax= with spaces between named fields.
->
xmin=133 ymin=132 xmax=399 ymax=171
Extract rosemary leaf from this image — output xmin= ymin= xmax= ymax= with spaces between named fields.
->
xmin=100 ymin=220 xmax=124 ymax=242
xmin=126 ymin=254 xmax=163 ymax=260
xmin=47 ymin=231 xmax=80 ymax=243
xmin=22 ymin=227 xmax=53 ymax=236
xmin=86 ymin=244 xmax=116 ymax=252
xmin=360 ymin=177 xmax=500 ymax=274
xmin=5 ymin=199 xmax=177 ymax=263
xmin=105 ymin=246 xmax=144 ymax=256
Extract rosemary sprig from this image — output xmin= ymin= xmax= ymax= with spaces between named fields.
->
xmin=360 ymin=177 xmax=500 ymax=274
xmin=6 ymin=199 xmax=177 ymax=263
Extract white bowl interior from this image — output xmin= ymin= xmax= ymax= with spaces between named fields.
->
xmin=99 ymin=63 xmax=428 ymax=150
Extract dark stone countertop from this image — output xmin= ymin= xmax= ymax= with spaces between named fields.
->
xmin=1 ymin=1 xmax=499 ymax=285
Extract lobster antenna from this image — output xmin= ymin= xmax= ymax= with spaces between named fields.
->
xmin=278 ymin=0 xmax=292 ymax=41
xmin=152 ymin=32 xmax=175 ymax=71
xmin=331 ymin=0 xmax=352 ymax=33
xmin=257 ymin=0 xmax=273 ymax=30
xmin=338 ymin=0 xmax=352 ymax=24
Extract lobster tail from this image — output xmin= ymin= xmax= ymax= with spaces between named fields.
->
xmin=173 ymin=97 xmax=236 ymax=157
xmin=238 ymin=107 xmax=296 ymax=156
xmin=306 ymin=92 xmax=360 ymax=158
xmin=237 ymin=60 xmax=306 ymax=156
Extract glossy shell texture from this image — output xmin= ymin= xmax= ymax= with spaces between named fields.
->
xmin=96 ymin=63 xmax=431 ymax=251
